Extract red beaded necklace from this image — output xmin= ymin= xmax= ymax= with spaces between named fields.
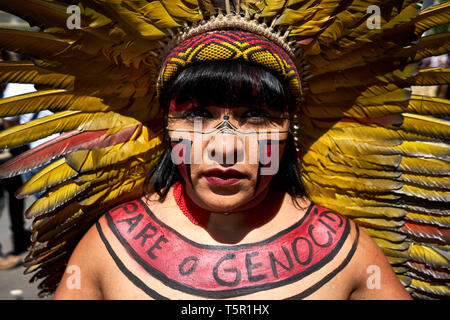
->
xmin=173 ymin=181 xmax=285 ymax=228
xmin=173 ymin=181 xmax=210 ymax=227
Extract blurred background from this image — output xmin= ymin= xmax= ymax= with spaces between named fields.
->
xmin=0 ymin=10 xmax=47 ymax=300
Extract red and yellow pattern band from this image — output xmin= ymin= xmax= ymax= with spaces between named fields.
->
xmin=157 ymin=30 xmax=301 ymax=99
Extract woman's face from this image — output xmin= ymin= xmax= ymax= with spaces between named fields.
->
xmin=167 ymin=99 xmax=290 ymax=213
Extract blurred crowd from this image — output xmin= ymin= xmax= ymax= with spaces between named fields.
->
xmin=0 ymin=50 xmax=58 ymax=270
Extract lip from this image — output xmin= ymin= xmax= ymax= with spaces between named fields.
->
xmin=202 ymin=168 xmax=247 ymax=186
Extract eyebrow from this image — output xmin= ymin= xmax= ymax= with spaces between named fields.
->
xmin=168 ymin=101 xmax=289 ymax=114
xmin=168 ymin=99 xmax=197 ymax=113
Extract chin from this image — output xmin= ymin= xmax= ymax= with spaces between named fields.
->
xmin=194 ymin=183 xmax=254 ymax=213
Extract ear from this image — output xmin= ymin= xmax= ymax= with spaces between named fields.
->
xmin=289 ymin=103 xmax=301 ymax=121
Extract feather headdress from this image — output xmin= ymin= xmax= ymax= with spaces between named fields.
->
xmin=0 ymin=0 xmax=448 ymax=299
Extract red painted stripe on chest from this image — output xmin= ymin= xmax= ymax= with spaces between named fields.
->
xmin=106 ymin=199 xmax=349 ymax=296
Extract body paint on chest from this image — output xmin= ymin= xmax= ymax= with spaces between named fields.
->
xmin=105 ymin=199 xmax=352 ymax=298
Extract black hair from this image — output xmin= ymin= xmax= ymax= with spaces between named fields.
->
xmin=160 ymin=61 xmax=296 ymax=113
xmin=146 ymin=61 xmax=305 ymax=200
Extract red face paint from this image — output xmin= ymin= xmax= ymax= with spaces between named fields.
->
xmin=170 ymin=140 xmax=191 ymax=186
xmin=169 ymin=99 xmax=196 ymax=113
xmin=255 ymin=142 xmax=283 ymax=196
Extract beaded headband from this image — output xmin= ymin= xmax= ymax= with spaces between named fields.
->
xmin=156 ymin=12 xmax=302 ymax=101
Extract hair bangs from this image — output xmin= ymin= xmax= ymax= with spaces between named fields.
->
xmin=160 ymin=61 xmax=293 ymax=112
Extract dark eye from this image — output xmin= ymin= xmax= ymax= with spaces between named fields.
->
xmin=241 ymin=109 xmax=271 ymax=119
xmin=183 ymin=108 xmax=212 ymax=119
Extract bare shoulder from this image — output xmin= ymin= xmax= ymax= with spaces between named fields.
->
xmin=54 ymin=198 xmax=164 ymax=300
xmin=53 ymin=217 xmax=107 ymax=299
xmin=344 ymin=220 xmax=412 ymax=300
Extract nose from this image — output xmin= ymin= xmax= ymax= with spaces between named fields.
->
xmin=206 ymin=133 xmax=244 ymax=166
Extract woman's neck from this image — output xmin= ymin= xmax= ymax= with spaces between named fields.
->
xmin=173 ymin=182 xmax=285 ymax=243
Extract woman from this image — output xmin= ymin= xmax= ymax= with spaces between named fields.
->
xmin=1 ymin=0 xmax=446 ymax=301
xmin=53 ymin=32 xmax=411 ymax=299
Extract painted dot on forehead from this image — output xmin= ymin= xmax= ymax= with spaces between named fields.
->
xmin=223 ymin=115 xmax=230 ymax=121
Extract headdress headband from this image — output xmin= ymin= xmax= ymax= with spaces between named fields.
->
xmin=0 ymin=0 xmax=448 ymax=299
xmin=156 ymin=8 xmax=302 ymax=101
xmin=157 ymin=29 xmax=302 ymax=99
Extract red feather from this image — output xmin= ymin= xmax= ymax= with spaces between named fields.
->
xmin=400 ymin=221 xmax=450 ymax=243
xmin=0 ymin=125 xmax=140 ymax=178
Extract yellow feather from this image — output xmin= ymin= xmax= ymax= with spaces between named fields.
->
xmin=407 ymin=95 xmax=450 ymax=117
xmin=400 ymin=155 xmax=450 ymax=175
xmin=106 ymin=2 xmax=167 ymax=40
xmin=395 ymin=141 xmax=449 ymax=159
xmin=304 ymin=144 xmax=401 ymax=171
xmin=301 ymin=103 xmax=407 ymax=119
xmin=400 ymin=173 xmax=450 ymax=190
xmin=406 ymin=212 xmax=450 ymax=228
xmin=78 ymin=187 xmax=110 ymax=207
xmin=398 ymin=32 xmax=450 ymax=63
xmin=356 ymin=86 xmax=411 ymax=106
xmin=289 ymin=15 xmax=330 ymax=37
xmin=277 ymin=8 xmax=315 ymax=25
xmin=83 ymin=4 xmax=112 ymax=28
xmin=360 ymin=227 xmax=407 ymax=243
xmin=400 ymin=113 xmax=450 ymax=140
xmin=161 ymin=0 xmax=202 ymax=20
xmin=413 ymin=1 xmax=450 ymax=35
xmin=410 ymin=278 xmax=450 ymax=297
xmin=34 ymin=207 xmax=84 ymax=242
xmin=303 ymin=171 xmax=403 ymax=193
xmin=354 ymin=217 xmax=405 ymax=229
xmin=303 ymin=149 xmax=401 ymax=178
xmin=0 ymin=90 xmax=107 ymax=117
xmin=385 ymin=255 xmax=408 ymax=265
xmin=25 ymin=180 xmax=91 ymax=219
xmin=79 ymin=176 xmax=145 ymax=207
xmin=140 ymin=1 xmax=180 ymax=28
xmin=17 ymin=158 xmax=78 ymax=198
xmin=0 ymin=28 xmax=71 ymax=58
xmin=308 ymin=197 xmax=406 ymax=219
xmin=369 ymin=3 xmax=420 ymax=39
xmin=317 ymin=9 xmax=364 ymax=46
xmin=0 ymin=62 xmax=74 ymax=89
xmin=0 ymin=0 xmax=447 ymax=298
xmin=301 ymin=95 xmax=444 ymax=118
xmin=66 ymin=131 xmax=163 ymax=173
xmin=260 ymin=0 xmax=287 ymax=17
xmin=372 ymin=237 xmax=410 ymax=251
xmin=379 ymin=246 xmax=409 ymax=260
xmin=397 ymin=184 xmax=450 ymax=202
xmin=0 ymin=111 xmax=97 ymax=148
xmin=32 ymin=201 xmax=81 ymax=230
xmin=409 ymin=243 xmax=449 ymax=268
xmin=78 ymin=111 xmax=140 ymax=131
xmin=408 ymin=67 xmax=450 ymax=86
